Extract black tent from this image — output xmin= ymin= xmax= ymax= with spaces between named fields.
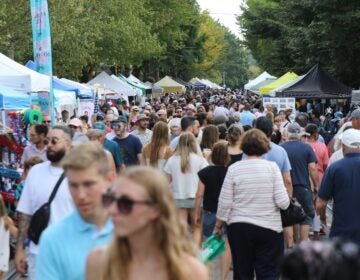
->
xmin=277 ymin=64 xmax=352 ymax=99
xmin=175 ymin=78 xmax=192 ymax=89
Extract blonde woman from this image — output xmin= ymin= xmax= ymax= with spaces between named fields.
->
xmin=164 ymin=133 xmax=208 ymax=244
xmin=142 ymin=122 xmax=173 ymax=170
xmin=86 ymin=166 xmax=208 ymax=280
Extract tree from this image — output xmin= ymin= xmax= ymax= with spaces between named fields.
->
xmin=239 ymin=0 xmax=360 ymax=87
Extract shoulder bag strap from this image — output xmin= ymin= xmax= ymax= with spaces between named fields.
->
xmin=48 ymin=172 xmax=66 ymax=204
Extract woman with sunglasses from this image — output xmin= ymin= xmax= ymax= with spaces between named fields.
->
xmin=164 ymin=133 xmax=208 ymax=245
xmin=142 ymin=122 xmax=173 ymax=170
xmin=86 ymin=166 xmax=208 ymax=280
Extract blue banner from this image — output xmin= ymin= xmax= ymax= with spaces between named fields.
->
xmin=30 ymin=0 xmax=53 ymax=76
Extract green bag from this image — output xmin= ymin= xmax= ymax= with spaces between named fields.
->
xmin=200 ymin=234 xmax=225 ymax=263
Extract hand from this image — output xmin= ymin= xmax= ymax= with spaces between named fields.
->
xmin=213 ymin=224 xmax=223 ymax=235
xmin=194 ymin=213 xmax=201 ymax=226
xmin=15 ymin=247 xmax=27 ymax=274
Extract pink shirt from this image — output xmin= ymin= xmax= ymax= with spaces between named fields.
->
xmin=308 ymin=141 xmax=329 ymax=186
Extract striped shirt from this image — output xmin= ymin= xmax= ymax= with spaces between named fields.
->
xmin=217 ymin=158 xmax=290 ymax=233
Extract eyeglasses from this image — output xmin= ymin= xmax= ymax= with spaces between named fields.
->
xmin=101 ymin=193 xmax=152 ymax=214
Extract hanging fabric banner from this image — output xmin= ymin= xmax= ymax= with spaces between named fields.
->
xmin=30 ymin=0 xmax=53 ymax=75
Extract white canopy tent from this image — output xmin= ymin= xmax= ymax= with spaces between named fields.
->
xmin=0 ymin=53 xmax=50 ymax=92
xmin=244 ymin=71 xmax=276 ymax=90
xmin=87 ymin=72 xmax=140 ymax=98
xmin=127 ymin=74 xmax=151 ymax=90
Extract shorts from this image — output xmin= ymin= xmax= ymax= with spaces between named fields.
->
xmin=293 ymin=186 xmax=315 ymax=225
xmin=202 ymin=210 xmax=227 ymax=238
xmin=175 ymin=198 xmax=195 ymax=209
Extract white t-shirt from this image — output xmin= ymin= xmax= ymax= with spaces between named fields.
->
xmin=163 ymin=153 xmax=208 ymax=199
xmin=17 ymin=161 xmax=74 ymax=254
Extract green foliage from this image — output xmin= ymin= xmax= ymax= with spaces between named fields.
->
xmin=0 ymin=0 xmax=249 ymax=88
xmin=239 ymin=0 xmax=360 ymax=87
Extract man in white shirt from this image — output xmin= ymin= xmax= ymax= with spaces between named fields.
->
xmin=16 ymin=126 xmax=74 ymax=280
xmin=131 ymin=114 xmax=153 ymax=147
xmin=214 ymin=100 xmax=229 ymax=117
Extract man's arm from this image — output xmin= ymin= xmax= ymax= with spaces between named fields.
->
xmin=282 ymin=171 xmax=293 ymax=197
xmin=316 ymin=197 xmax=327 ymax=224
xmin=308 ymin=162 xmax=319 ymax=191
xmin=15 ymin=213 xmax=31 ymax=274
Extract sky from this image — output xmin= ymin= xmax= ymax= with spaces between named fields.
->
xmin=196 ymin=0 xmax=244 ymax=38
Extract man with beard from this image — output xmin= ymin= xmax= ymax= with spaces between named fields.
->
xmin=130 ymin=114 xmax=152 ymax=147
xmin=15 ymin=126 xmax=74 ymax=279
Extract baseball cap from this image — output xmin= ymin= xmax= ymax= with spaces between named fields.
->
xmin=287 ymin=122 xmax=309 ymax=136
xmin=185 ymin=104 xmax=196 ymax=112
xmin=93 ymin=122 xmax=106 ymax=133
xmin=351 ymin=109 xmax=360 ymax=119
xmin=341 ymin=128 xmax=360 ymax=149
xmin=137 ymin=114 xmax=149 ymax=122
xmin=96 ymin=112 xmax=106 ymax=120
xmin=112 ymin=115 xmax=127 ymax=124
xmin=69 ymin=118 xmax=82 ymax=127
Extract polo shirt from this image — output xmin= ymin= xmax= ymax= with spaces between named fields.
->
xmin=103 ymin=138 xmax=123 ymax=169
xmin=36 ymin=210 xmax=113 ymax=280
xmin=318 ymin=153 xmax=360 ymax=243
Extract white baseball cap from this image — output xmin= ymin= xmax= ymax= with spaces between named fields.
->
xmin=341 ymin=128 xmax=360 ymax=149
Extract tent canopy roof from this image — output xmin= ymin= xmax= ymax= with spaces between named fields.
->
xmin=0 ymin=53 xmax=50 ymax=92
xmin=244 ymin=71 xmax=276 ymax=90
xmin=260 ymin=72 xmax=298 ymax=94
xmin=87 ymin=72 xmax=140 ymax=97
xmin=154 ymin=76 xmax=185 ymax=93
xmin=0 ymin=85 xmax=31 ymax=109
xmin=278 ymin=64 xmax=352 ymax=99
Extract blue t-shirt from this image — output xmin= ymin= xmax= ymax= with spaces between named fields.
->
xmin=240 ymin=111 xmax=255 ymax=127
xmin=318 ymin=153 xmax=360 ymax=243
xmin=36 ymin=211 xmax=113 ymax=280
xmin=281 ymin=141 xmax=317 ymax=188
xmin=112 ymin=134 xmax=142 ymax=166
xmin=103 ymin=138 xmax=123 ymax=169
xmin=242 ymin=142 xmax=291 ymax=173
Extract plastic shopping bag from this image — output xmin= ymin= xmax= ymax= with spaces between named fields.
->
xmin=200 ymin=234 xmax=225 ymax=263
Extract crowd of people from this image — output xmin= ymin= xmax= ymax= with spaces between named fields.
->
xmin=1 ymin=88 xmax=360 ymax=280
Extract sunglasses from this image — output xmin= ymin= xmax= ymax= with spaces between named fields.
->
xmin=43 ymin=120 xmax=51 ymax=124
xmin=46 ymin=137 xmax=62 ymax=145
xmin=69 ymin=125 xmax=80 ymax=129
xmin=101 ymin=193 xmax=152 ymax=214
xmin=111 ymin=123 xmax=121 ymax=129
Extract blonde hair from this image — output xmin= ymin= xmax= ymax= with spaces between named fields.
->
xmin=101 ymin=166 xmax=197 ymax=280
xmin=62 ymin=142 xmax=110 ymax=177
xmin=86 ymin=129 xmax=103 ymax=140
xmin=145 ymin=122 xmax=169 ymax=167
xmin=175 ymin=133 xmax=198 ymax=173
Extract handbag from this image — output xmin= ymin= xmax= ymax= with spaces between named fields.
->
xmin=200 ymin=234 xmax=225 ymax=263
xmin=280 ymin=197 xmax=306 ymax=227
xmin=28 ymin=172 xmax=65 ymax=244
